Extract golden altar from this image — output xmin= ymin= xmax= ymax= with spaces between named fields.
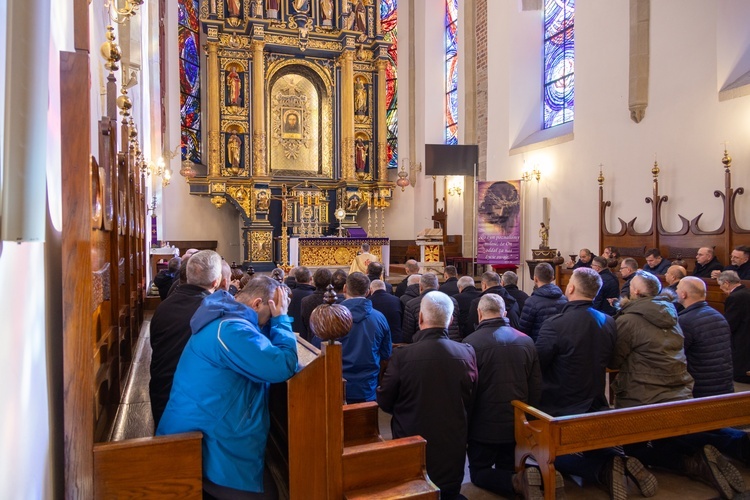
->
xmin=290 ymin=237 xmax=390 ymax=273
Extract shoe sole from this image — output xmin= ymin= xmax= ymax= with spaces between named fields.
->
xmin=704 ymin=445 xmax=746 ymax=494
xmin=523 ymin=467 xmax=545 ymax=500
xmin=554 ymin=471 xmax=567 ymax=500
xmin=610 ymin=456 xmax=628 ymax=500
xmin=702 ymin=445 xmax=736 ymax=499
xmin=624 ymin=456 xmax=658 ymax=497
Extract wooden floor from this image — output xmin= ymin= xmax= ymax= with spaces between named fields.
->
xmin=114 ymin=312 xmax=750 ymax=499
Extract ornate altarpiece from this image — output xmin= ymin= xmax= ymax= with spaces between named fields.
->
xmin=187 ymin=0 xmax=393 ymax=269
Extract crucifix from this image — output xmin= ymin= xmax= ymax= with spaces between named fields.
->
xmin=270 ymin=184 xmax=297 ymax=272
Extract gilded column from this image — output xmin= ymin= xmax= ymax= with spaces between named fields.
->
xmin=206 ymin=41 xmax=221 ymax=176
xmin=251 ymin=40 xmax=267 ymax=176
xmin=376 ymin=58 xmax=388 ymax=181
xmin=340 ymin=49 xmax=355 ymax=181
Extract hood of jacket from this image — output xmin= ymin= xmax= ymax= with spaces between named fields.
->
xmin=533 ymin=283 xmax=564 ymax=299
xmin=190 ymin=289 xmax=257 ymax=334
xmin=342 ymin=297 xmax=373 ymax=324
xmin=618 ymin=294 xmax=677 ymax=329
xmin=482 ymin=285 xmax=517 ymax=308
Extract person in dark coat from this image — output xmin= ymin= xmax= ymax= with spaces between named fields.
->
xmin=369 ymin=279 xmax=403 ymax=343
xmin=642 ymin=248 xmax=672 ymax=275
xmin=467 ymin=272 xmax=520 ymax=335
xmin=532 ymin=267 xmax=656 ymax=498
xmin=300 ymin=268 xmax=332 ymax=343
xmin=153 ymin=256 xmax=181 ymax=300
xmin=331 ymin=269 xmax=347 ymax=303
xmin=395 ymin=259 xmax=420 ymax=297
xmin=692 ymin=247 xmax=723 ymax=278
xmin=518 ymin=262 xmax=567 ymax=341
xmin=501 ymin=271 xmax=528 ymax=312
xmin=566 ymin=248 xmax=595 ymax=269
xmin=721 ymin=245 xmax=750 ymax=280
xmin=399 ymin=274 xmax=421 ymax=307
xmin=462 ymin=294 xmax=542 ymax=497
xmin=455 ymin=276 xmax=482 ymax=339
xmin=438 ymin=265 xmax=460 ymax=296
xmin=676 ymin=277 xmax=734 ymax=397
xmin=663 ymin=265 xmax=687 ymax=313
xmin=288 ymin=266 xmax=315 ymax=336
xmin=591 ymin=256 xmax=619 ymax=316
xmin=367 ymin=261 xmax=393 ymax=294
xmin=718 ymin=270 xmax=750 ymax=383
xmin=378 ymin=291 xmax=478 ymax=500
xmin=149 ymin=250 xmax=220 ymax=428
xmin=402 ymin=273 xmax=460 ymax=342
xmin=618 ymin=258 xmax=638 ymax=299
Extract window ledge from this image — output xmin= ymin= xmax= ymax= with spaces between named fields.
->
xmin=719 ymin=69 xmax=750 ymax=102
xmin=509 ymin=122 xmax=574 ymax=156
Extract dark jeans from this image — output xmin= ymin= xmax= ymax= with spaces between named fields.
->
xmin=203 ymin=467 xmax=278 ymax=500
xmin=555 ymin=448 xmax=620 ymax=486
xmin=467 ymin=440 xmax=516 ymax=496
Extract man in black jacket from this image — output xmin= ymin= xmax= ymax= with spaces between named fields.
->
xmin=618 ymin=258 xmax=638 ymax=299
xmin=455 ymin=276 xmax=482 ymax=339
xmin=462 ymin=294 xmax=545 ymax=497
xmin=518 ymin=262 xmax=567 ymax=341
xmin=500 ymin=271 xmax=528 ymax=312
xmin=591 ymin=256 xmax=619 ymax=316
xmin=399 ymin=273 xmax=421 ymax=307
xmin=149 ymin=250 xmax=221 ymax=428
xmin=402 ymin=273 xmax=460 ymax=342
xmin=395 ymin=259 xmax=420 ymax=297
xmin=369 ymin=279 xmax=403 ymax=343
xmin=693 ymin=247 xmax=723 ymax=278
xmin=378 ymin=291 xmax=477 ymax=500
xmin=367 ymin=261 xmax=393 ymax=294
xmin=300 ymin=268 xmax=332 ymax=343
xmin=438 ymin=265 xmax=460 ymax=296
xmin=288 ymin=266 xmax=315 ymax=337
xmin=718 ymin=270 xmax=750 ymax=383
xmin=718 ymin=245 xmax=750 ymax=280
xmin=153 ymin=256 xmax=181 ymax=300
xmin=468 ymin=272 xmax=520 ymax=334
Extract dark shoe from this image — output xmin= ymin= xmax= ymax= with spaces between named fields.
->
xmin=624 ymin=456 xmax=658 ymax=497
xmin=512 ymin=467 xmax=566 ymax=499
xmin=599 ymin=456 xmax=628 ymax=500
xmin=513 ymin=467 xmax=544 ymax=500
xmin=704 ymin=444 xmax=746 ymax=495
xmin=682 ymin=445 xmax=736 ymax=499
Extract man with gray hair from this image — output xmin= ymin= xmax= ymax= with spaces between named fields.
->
xmin=693 ymin=246 xmax=723 ymax=278
xmin=399 ymin=273 xmax=422 ymax=307
xmin=402 ymin=272 xmax=460 ymax=342
xmin=717 ymin=270 xmax=750 ymax=383
xmin=468 ymin=272 xmax=521 ymax=335
xmin=378 ymin=291 xmax=477 ymax=500
xmin=462 ymin=294 xmax=543 ymax=497
xmin=158 ymin=275 xmax=297 ymax=498
xmin=369 ymin=279 xmax=403 ymax=343
xmin=501 ymin=271 xmax=529 ymax=312
xmin=395 ymin=259 xmax=420 ymax=297
xmin=149 ymin=249 xmax=222 ymax=428
xmin=455 ymin=276 xmax=482 ymax=338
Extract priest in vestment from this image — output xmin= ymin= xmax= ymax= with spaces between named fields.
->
xmin=350 ymin=243 xmax=378 ymax=274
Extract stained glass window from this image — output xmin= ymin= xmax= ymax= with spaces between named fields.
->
xmin=381 ymin=0 xmax=398 ymax=168
xmin=543 ymin=0 xmax=574 ymax=128
xmin=179 ymin=0 xmax=201 ymax=163
xmin=445 ymin=0 xmax=458 ymax=145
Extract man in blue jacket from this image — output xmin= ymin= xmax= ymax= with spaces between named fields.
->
xmin=157 ymin=276 xmax=298 ymax=499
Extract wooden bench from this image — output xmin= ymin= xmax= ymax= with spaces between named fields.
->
xmin=513 ymin=392 xmax=750 ymax=500
xmin=93 ymin=431 xmax=203 ymax=499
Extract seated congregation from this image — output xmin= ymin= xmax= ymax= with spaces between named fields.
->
xmin=140 ymin=240 xmax=750 ymax=500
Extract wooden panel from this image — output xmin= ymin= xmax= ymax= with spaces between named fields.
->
xmin=93 ymin=432 xmax=203 ymax=499
xmin=343 ymin=402 xmax=382 ymax=447
xmin=60 ymin=49 xmax=95 ymax=499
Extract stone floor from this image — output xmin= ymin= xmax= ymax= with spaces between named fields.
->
xmin=118 ymin=313 xmax=750 ymax=499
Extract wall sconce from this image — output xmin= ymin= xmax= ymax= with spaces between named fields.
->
xmin=401 ymin=157 xmax=422 ymax=188
xmin=447 ymin=176 xmax=463 ymax=197
xmin=141 ymin=157 xmax=173 ymax=188
xmin=105 ymin=0 xmax=145 ymax=24
xmin=522 ymin=166 xmax=541 ymax=182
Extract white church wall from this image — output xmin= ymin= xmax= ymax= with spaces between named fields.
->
xmin=485 ymin=0 xmax=750 ymax=290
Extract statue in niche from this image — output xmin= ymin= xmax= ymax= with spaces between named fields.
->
xmin=343 ymin=0 xmax=355 ymax=29
xmin=355 ymin=139 xmax=368 ymax=173
xmin=227 ymin=0 xmax=241 ymax=17
xmin=354 ymin=80 xmax=367 ymax=115
xmin=252 ymin=0 xmax=263 ymax=17
xmin=256 ymin=191 xmax=270 ymax=211
xmin=320 ymin=0 xmax=333 ymax=25
xmin=227 ymin=132 xmax=242 ymax=169
xmin=347 ymin=194 xmax=361 ymax=212
xmin=266 ymin=0 xmax=279 ymax=18
xmin=355 ymin=0 xmax=366 ymax=32
xmin=292 ymin=0 xmax=309 ymax=12
xmin=226 ymin=67 xmax=242 ymax=106
xmin=210 ymin=0 xmax=217 ymax=14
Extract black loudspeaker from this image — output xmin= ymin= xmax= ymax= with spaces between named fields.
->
xmin=424 ymin=144 xmax=478 ymax=177
xmin=1 ymin=0 xmax=50 ymax=242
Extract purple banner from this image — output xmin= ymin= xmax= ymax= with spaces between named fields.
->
xmin=476 ymin=180 xmax=521 ymax=265
xmin=151 ymin=216 xmax=158 ymax=246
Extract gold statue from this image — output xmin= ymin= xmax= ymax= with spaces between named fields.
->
xmin=355 ymin=80 xmax=367 ymax=115
xmin=227 ymin=133 xmax=241 ymax=169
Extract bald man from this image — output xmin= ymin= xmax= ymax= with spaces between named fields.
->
xmin=693 ymin=247 xmax=723 ymax=278
xmin=676 ymin=277 xmax=733 ymax=397
xmin=664 ymin=265 xmax=687 ymax=312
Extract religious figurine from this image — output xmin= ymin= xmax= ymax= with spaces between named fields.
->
xmin=355 ymin=139 xmax=368 ymax=173
xmin=210 ymin=0 xmax=217 ymax=14
xmin=320 ymin=0 xmax=333 ymax=25
xmin=539 ymin=222 xmax=549 ymax=249
xmin=226 ymin=67 xmax=242 ymax=106
xmin=354 ymin=0 xmax=366 ymax=32
xmin=347 ymin=194 xmax=360 ymax=211
xmin=227 ymin=0 xmax=241 ymax=17
xmin=266 ymin=0 xmax=279 ymax=18
xmin=342 ymin=0 xmax=355 ymax=29
xmin=227 ymin=132 xmax=241 ymax=170
xmin=354 ymin=80 xmax=367 ymax=115
xmin=256 ymin=191 xmax=270 ymax=211
xmin=252 ymin=0 xmax=263 ymax=17
xmin=292 ymin=0 xmax=308 ymax=12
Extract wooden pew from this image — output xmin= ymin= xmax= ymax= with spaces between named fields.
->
xmin=93 ymin=432 xmax=203 ymax=499
xmin=267 ymin=338 xmax=438 ymax=499
xmin=513 ymin=392 xmax=750 ymax=500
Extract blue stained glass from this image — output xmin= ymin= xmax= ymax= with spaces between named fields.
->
xmin=181 ymin=61 xmax=200 ymax=96
xmin=180 ymin=30 xmax=199 ymax=64
xmin=179 ymin=0 xmax=201 ymax=163
xmin=543 ymin=0 xmax=574 ymax=128
xmin=181 ymin=94 xmax=201 ymax=128
xmin=182 ymin=129 xmax=201 ymax=164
